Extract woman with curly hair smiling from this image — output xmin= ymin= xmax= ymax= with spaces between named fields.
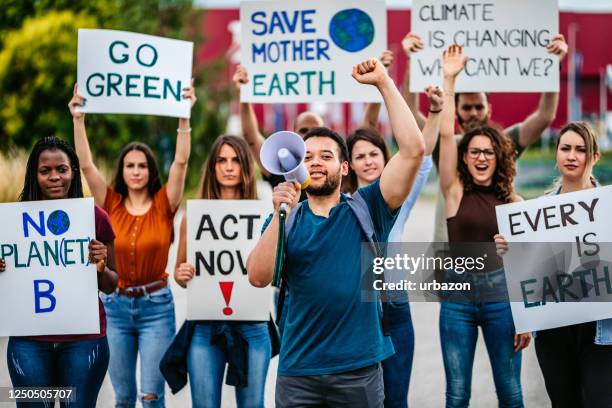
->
xmin=437 ymin=45 xmax=531 ymax=408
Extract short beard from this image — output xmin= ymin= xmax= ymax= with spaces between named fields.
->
xmin=306 ymin=172 xmax=341 ymax=196
xmin=460 ymin=117 xmax=488 ymax=133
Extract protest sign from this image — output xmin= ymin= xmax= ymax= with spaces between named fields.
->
xmin=186 ymin=200 xmax=272 ymax=320
xmin=410 ymin=0 xmax=559 ymax=92
xmin=496 ymin=186 xmax=612 ymax=333
xmin=0 ymin=198 xmax=99 ymax=336
xmin=77 ymin=29 xmax=193 ymax=118
xmin=240 ymin=0 xmax=386 ymax=103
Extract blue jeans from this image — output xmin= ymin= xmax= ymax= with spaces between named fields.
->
xmin=101 ymin=286 xmax=176 ymax=408
xmin=439 ymin=301 xmax=523 ymax=408
xmin=187 ymin=322 xmax=271 ymax=408
xmin=382 ymin=301 xmax=415 ymax=408
xmin=7 ymin=336 xmax=109 ymax=408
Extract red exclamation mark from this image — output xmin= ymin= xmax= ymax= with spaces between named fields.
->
xmin=219 ymin=282 xmax=234 ymax=316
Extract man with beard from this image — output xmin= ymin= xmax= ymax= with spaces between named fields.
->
xmin=247 ymin=58 xmax=425 ymax=407
xmin=400 ymin=32 xmax=568 ymax=241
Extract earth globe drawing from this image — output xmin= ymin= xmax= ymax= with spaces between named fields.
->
xmin=47 ymin=210 xmax=70 ymax=235
xmin=329 ymin=8 xmax=375 ymax=53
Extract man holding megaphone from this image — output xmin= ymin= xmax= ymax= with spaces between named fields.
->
xmin=247 ymin=58 xmax=425 ymax=407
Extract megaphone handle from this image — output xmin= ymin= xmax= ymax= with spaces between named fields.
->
xmin=279 ymin=202 xmax=288 ymax=214
xmin=272 ymin=210 xmax=287 ymax=288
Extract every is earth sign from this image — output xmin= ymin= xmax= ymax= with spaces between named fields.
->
xmin=241 ymin=0 xmax=386 ymax=103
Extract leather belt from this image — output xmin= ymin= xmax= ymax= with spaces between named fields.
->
xmin=118 ymin=280 xmax=167 ymax=298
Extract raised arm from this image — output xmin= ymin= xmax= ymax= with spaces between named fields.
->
xmin=69 ymin=84 xmax=108 ymax=207
xmin=247 ymin=182 xmax=300 ymax=288
xmin=233 ymin=65 xmax=268 ymax=175
xmin=352 ymin=59 xmax=425 ymax=210
xmin=422 ymin=85 xmax=444 ymax=155
xmin=401 ymin=32 xmax=427 ymax=130
xmin=439 ymin=45 xmax=467 ymax=215
xmin=362 ymin=50 xmax=394 ymax=128
xmin=166 ymin=80 xmax=197 ymax=211
xmin=174 ymin=215 xmax=195 ymax=288
xmin=515 ymin=34 xmax=568 ymax=149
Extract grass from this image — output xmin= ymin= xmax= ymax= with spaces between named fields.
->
xmin=0 ymin=149 xmax=112 ymax=202
xmin=0 ymin=150 xmax=27 ymax=202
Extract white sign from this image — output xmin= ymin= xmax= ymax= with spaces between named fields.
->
xmin=186 ymin=200 xmax=272 ymax=320
xmin=410 ymin=0 xmax=559 ymax=92
xmin=496 ymin=186 xmax=612 ymax=333
xmin=77 ymin=29 xmax=193 ymax=118
xmin=240 ymin=0 xmax=386 ymax=103
xmin=0 ymin=198 xmax=99 ymax=336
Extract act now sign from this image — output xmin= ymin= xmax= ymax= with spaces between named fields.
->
xmin=186 ymin=200 xmax=272 ymax=321
xmin=77 ymin=29 xmax=193 ymax=118
xmin=240 ymin=0 xmax=386 ymax=103
xmin=0 ymin=198 xmax=99 ymax=336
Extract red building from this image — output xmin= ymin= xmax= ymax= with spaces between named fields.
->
xmin=194 ymin=4 xmax=612 ymax=137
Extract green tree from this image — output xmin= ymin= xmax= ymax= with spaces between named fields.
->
xmin=0 ymin=11 xmax=99 ymax=148
xmin=0 ymin=2 xmax=232 ymax=185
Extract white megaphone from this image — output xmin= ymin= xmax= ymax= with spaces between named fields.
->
xmin=260 ymin=131 xmax=311 ymax=212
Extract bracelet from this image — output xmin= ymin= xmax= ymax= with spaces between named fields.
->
xmin=429 ymin=108 xmax=442 ymax=114
xmin=177 ymin=127 xmax=191 ymax=133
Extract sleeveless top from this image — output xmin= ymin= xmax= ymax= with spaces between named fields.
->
xmin=447 ymin=184 xmax=504 ymax=272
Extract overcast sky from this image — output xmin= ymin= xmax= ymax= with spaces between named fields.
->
xmin=195 ymin=0 xmax=612 ymax=12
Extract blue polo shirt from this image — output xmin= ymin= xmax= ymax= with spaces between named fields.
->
xmin=262 ymin=180 xmax=396 ymax=376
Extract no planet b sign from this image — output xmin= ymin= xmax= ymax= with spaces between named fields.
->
xmin=0 ymin=198 xmax=99 ymax=336
xmin=77 ymin=29 xmax=193 ymax=118
xmin=240 ymin=0 xmax=386 ymax=103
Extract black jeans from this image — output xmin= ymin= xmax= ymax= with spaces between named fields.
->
xmin=535 ymin=321 xmax=612 ymax=408
xmin=276 ymin=363 xmax=384 ymax=407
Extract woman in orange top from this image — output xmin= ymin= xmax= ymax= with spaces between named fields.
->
xmin=68 ymin=83 xmax=196 ymax=407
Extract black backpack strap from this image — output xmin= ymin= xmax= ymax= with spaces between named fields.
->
xmin=275 ymin=203 xmax=302 ymax=325
xmin=347 ymin=192 xmax=390 ymax=336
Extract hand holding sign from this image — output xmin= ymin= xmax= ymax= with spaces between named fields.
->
xmin=232 ymin=65 xmax=250 ymax=92
xmin=175 ymin=262 xmax=195 ymax=288
xmin=546 ymin=33 xmax=568 ymax=61
xmin=68 ymin=84 xmax=86 ymax=121
xmin=379 ymin=50 xmax=394 ymax=69
xmin=182 ymin=79 xmax=197 ymax=111
xmin=514 ymin=333 xmax=531 ymax=352
xmin=88 ymin=239 xmax=107 ymax=273
xmin=443 ymin=45 xmax=468 ymax=79
xmin=494 ymin=233 xmax=509 ymax=256
xmin=401 ymin=32 xmax=425 ymax=57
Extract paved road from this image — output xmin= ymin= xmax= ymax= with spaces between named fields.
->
xmin=0 ymin=190 xmax=551 ymax=407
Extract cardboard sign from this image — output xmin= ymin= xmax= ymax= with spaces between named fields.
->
xmin=240 ymin=0 xmax=386 ymax=103
xmin=0 ymin=198 xmax=99 ymax=336
xmin=496 ymin=186 xmax=612 ymax=333
xmin=186 ymin=200 xmax=272 ymax=321
xmin=77 ymin=29 xmax=193 ymax=118
xmin=410 ymin=0 xmax=559 ymax=92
